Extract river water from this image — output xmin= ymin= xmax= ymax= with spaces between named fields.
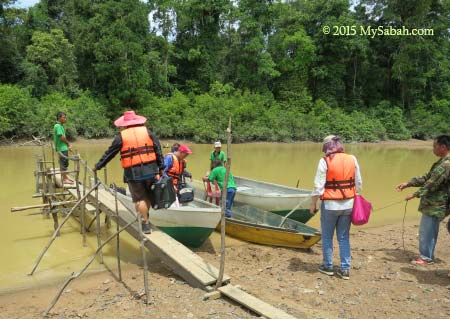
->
xmin=0 ymin=140 xmax=435 ymax=293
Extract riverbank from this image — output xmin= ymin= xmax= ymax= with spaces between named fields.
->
xmin=1 ymin=136 xmax=433 ymax=148
xmin=1 ymin=220 xmax=449 ymax=319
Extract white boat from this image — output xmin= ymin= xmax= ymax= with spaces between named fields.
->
xmin=116 ymin=192 xmax=221 ymax=248
xmin=233 ymin=176 xmax=316 ymax=224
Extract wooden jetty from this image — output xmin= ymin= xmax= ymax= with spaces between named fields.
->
xmin=68 ymin=181 xmax=231 ymax=289
xmin=13 ymin=146 xmax=298 ymax=319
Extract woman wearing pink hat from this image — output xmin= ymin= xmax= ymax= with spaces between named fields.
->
xmin=93 ymin=111 xmax=165 ymax=234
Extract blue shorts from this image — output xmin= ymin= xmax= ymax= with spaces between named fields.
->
xmin=59 ymin=150 xmax=69 ymax=171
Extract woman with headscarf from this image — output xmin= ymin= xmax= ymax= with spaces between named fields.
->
xmin=309 ymin=135 xmax=362 ymax=280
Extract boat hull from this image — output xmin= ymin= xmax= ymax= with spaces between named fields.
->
xmin=158 ymin=226 xmax=215 ymax=248
xmin=217 ymin=204 xmax=321 ymax=249
xmin=220 ymin=218 xmax=321 ymax=249
xmin=234 ymin=176 xmax=317 ymax=224
xmin=117 ymin=192 xmax=221 ymax=247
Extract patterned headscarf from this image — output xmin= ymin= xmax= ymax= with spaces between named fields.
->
xmin=322 ymin=135 xmax=344 ymax=158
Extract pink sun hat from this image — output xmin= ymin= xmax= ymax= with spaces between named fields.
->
xmin=114 ymin=111 xmax=147 ymax=127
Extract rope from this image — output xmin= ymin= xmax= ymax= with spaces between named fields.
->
xmin=372 ymin=199 xmax=405 ymax=212
xmin=401 ymin=200 xmax=408 ymax=252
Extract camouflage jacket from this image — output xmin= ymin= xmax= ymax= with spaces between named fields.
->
xmin=408 ymin=154 xmax=450 ymax=220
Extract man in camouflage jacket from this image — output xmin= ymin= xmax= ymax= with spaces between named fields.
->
xmin=396 ymin=134 xmax=450 ymax=265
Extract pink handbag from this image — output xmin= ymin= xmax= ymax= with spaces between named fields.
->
xmin=351 ymin=195 xmax=372 ymax=226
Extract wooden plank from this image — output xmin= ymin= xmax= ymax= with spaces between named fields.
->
xmin=159 ymin=234 xmax=231 ymax=283
xmin=84 ymin=203 xmax=96 ymax=212
xmin=146 ymin=230 xmax=219 ymax=286
xmin=66 ymin=186 xmax=95 ymax=213
xmin=91 ymin=188 xmax=221 ymax=287
xmin=218 ymin=285 xmax=297 ymax=319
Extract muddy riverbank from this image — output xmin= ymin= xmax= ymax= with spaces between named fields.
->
xmin=1 ymin=220 xmax=449 ymax=319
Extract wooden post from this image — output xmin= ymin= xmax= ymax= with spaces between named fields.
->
xmin=103 ymin=167 xmax=108 ymax=186
xmin=11 ymin=200 xmax=78 ymax=212
xmin=114 ymin=188 xmax=122 ymax=281
xmin=29 ymin=182 xmax=101 ymax=276
xmin=38 ymin=159 xmax=50 ymax=219
xmin=41 ymin=144 xmax=47 ymax=168
xmin=34 ymin=155 xmax=40 ymax=194
xmin=215 ymin=117 xmax=232 ymax=290
xmin=73 ymin=155 xmax=82 ymax=221
xmin=94 ymin=172 xmax=104 ymax=264
xmin=137 ymin=214 xmax=150 ymax=305
xmin=50 ymin=142 xmax=57 ymax=191
xmin=81 ymin=163 xmax=87 ymax=246
xmin=104 ymin=167 xmax=111 ymax=228
xmin=43 ymin=217 xmax=137 ymax=317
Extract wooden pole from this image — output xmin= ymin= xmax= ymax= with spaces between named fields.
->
xmin=41 ymin=144 xmax=47 ymax=168
xmin=215 ymin=117 xmax=232 ymax=290
xmin=94 ymin=172 xmax=104 ymax=264
xmin=38 ymin=159 xmax=49 ymax=219
xmin=114 ymin=187 xmax=122 ymax=281
xmin=50 ymin=142 xmax=57 ymax=190
xmin=57 ymin=150 xmax=66 ymax=193
xmin=29 ymin=182 xmax=101 ymax=276
xmin=137 ymin=214 xmax=150 ymax=305
xmin=278 ymin=200 xmax=305 ymax=227
xmin=43 ymin=217 xmax=137 ymax=317
xmin=104 ymin=167 xmax=111 ymax=228
xmin=34 ymin=155 xmax=40 ymax=194
xmin=11 ymin=200 xmax=78 ymax=212
xmin=73 ymin=155 xmax=81 ymax=198
xmin=81 ymin=163 xmax=87 ymax=246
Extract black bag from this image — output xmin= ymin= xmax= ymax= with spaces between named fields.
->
xmin=177 ymin=175 xmax=194 ymax=204
xmin=150 ymin=176 xmax=176 ymax=209
xmin=177 ymin=184 xmax=194 ymax=203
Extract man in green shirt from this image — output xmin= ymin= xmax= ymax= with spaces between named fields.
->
xmin=210 ymin=141 xmax=226 ymax=170
xmin=396 ymin=134 xmax=450 ymax=265
xmin=53 ymin=111 xmax=73 ymax=184
xmin=205 ymin=159 xmax=236 ymax=217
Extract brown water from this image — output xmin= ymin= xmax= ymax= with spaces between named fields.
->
xmin=0 ymin=141 xmax=435 ymax=293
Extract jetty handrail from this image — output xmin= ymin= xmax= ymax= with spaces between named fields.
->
xmin=43 ymin=216 xmax=138 ymax=316
xmin=29 ymin=182 xmax=101 ymax=276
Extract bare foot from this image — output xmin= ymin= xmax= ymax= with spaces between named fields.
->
xmin=63 ymin=179 xmax=74 ymax=184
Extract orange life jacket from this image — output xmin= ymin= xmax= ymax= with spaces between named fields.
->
xmin=119 ymin=126 xmax=156 ymax=168
xmin=320 ymin=153 xmax=356 ymax=200
xmin=166 ymin=153 xmax=183 ymax=185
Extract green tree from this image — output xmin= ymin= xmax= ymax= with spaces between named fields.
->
xmin=0 ymin=84 xmax=36 ymax=136
xmin=23 ymin=29 xmax=78 ymax=96
xmin=0 ymin=1 xmax=26 ymax=84
xmin=173 ymin=0 xmax=232 ymax=92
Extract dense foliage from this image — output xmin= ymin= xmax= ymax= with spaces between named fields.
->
xmin=0 ymin=0 xmax=449 ymax=142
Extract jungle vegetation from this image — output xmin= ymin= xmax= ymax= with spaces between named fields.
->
xmin=0 ymin=0 xmax=449 ymax=142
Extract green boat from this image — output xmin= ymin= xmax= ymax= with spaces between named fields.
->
xmin=117 ymin=192 xmax=221 ymax=248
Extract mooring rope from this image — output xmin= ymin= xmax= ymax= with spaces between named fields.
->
xmin=401 ymin=200 xmax=409 ymax=252
xmin=372 ymin=199 xmax=406 ymax=212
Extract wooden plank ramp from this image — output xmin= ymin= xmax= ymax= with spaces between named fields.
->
xmin=65 ymin=182 xmax=229 ymax=288
xmin=218 ymin=284 xmax=296 ymax=319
